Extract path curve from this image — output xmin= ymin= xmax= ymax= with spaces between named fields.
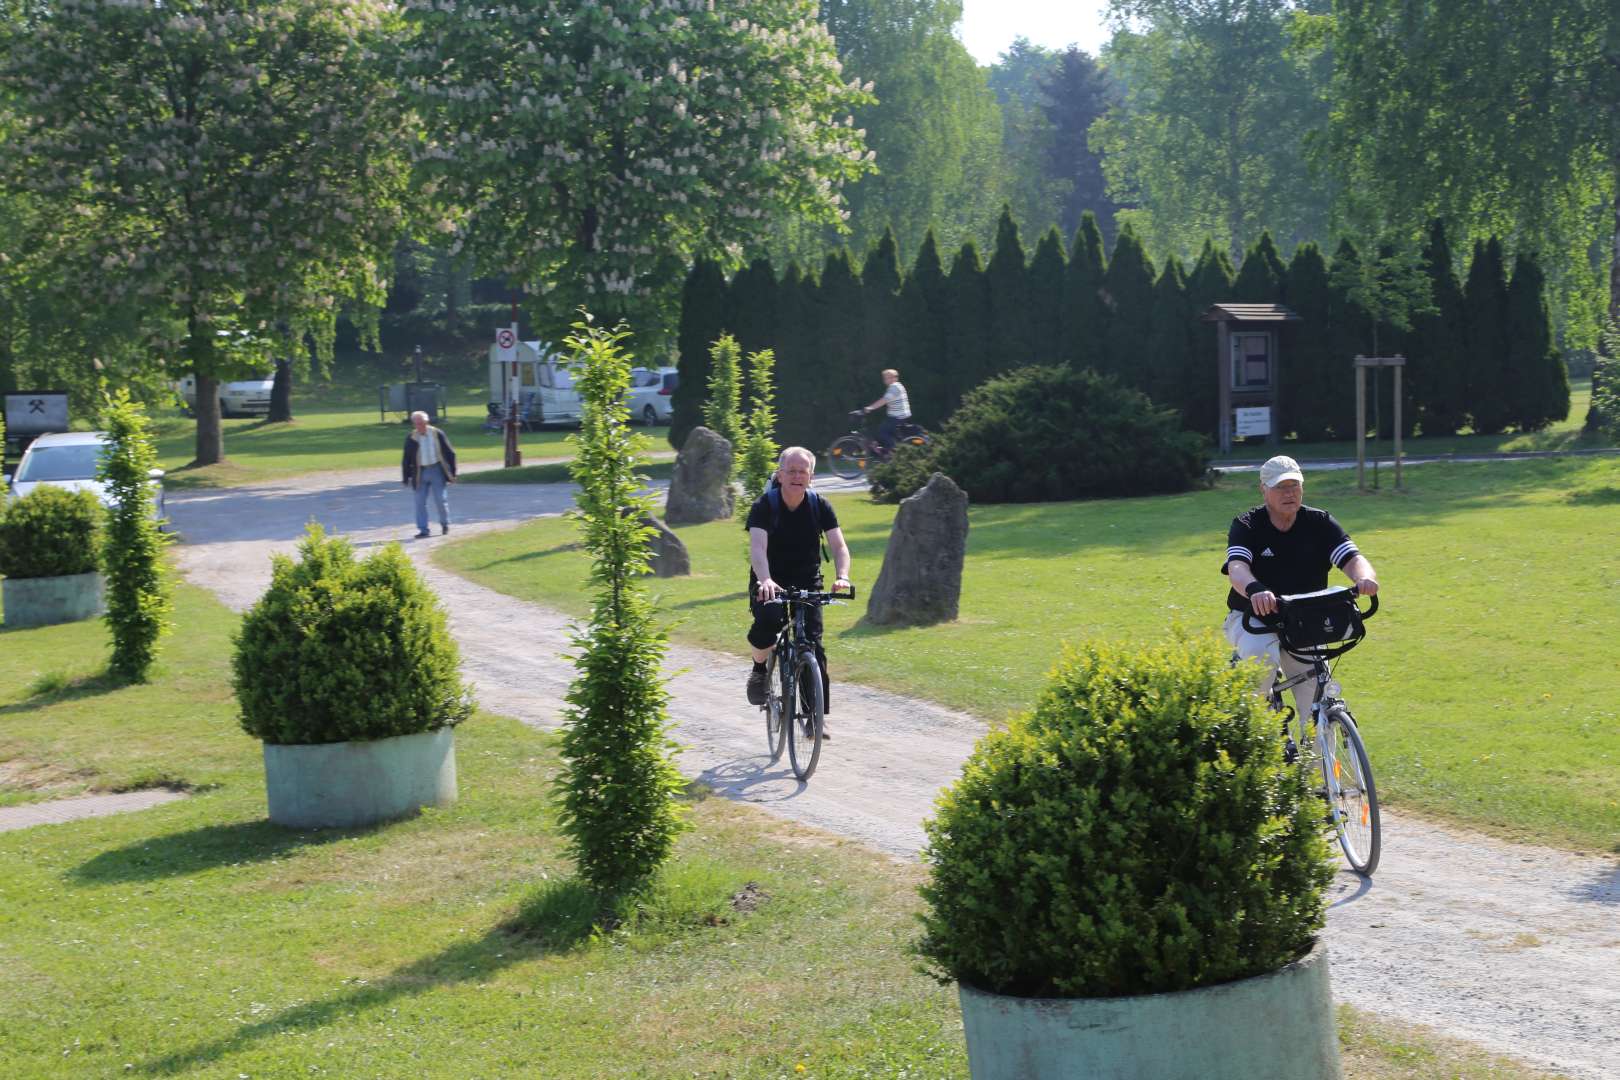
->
xmin=168 ymin=471 xmax=1619 ymax=1080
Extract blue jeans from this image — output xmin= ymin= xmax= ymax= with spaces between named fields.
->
xmin=877 ymin=414 xmax=904 ymax=450
xmin=414 ymin=464 xmax=449 ymax=533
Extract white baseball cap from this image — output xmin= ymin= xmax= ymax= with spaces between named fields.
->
xmin=1260 ymin=455 xmax=1304 ymax=488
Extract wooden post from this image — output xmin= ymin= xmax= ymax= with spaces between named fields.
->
xmin=1392 ymin=362 xmax=1403 ymax=490
xmin=1355 ymin=358 xmax=1367 ymax=491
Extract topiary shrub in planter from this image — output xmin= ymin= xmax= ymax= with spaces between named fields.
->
xmin=872 ymin=365 xmax=1208 ymax=505
xmin=917 ymin=634 xmax=1339 ymax=1079
xmin=0 ymin=485 xmax=105 ymax=628
xmin=234 ymin=524 xmax=475 ymax=827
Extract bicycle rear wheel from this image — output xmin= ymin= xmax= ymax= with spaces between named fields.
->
xmin=763 ymin=649 xmax=786 ymax=761
xmin=827 ymin=435 xmax=868 ymax=480
xmin=786 ymin=652 xmax=824 ymax=781
xmin=1322 ymin=706 xmax=1380 ymax=876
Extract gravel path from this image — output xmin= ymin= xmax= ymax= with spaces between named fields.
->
xmin=169 ymin=469 xmax=1619 ymax=1080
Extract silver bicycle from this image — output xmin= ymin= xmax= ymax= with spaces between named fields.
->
xmin=1244 ymin=586 xmax=1382 ymax=877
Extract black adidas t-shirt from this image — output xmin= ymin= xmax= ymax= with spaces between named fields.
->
xmin=746 ymin=490 xmax=840 ymax=587
xmin=1223 ymin=505 xmax=1359 ymax=612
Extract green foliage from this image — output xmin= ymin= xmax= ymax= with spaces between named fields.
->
xmin=905 ymin=365 xmax=1208 ymax=504
xmin=739 ymin=348 xmax=779 ymax=507
xmin=97 ymin=390 xmax=172 ymax=683
xmin=866 ymin=440 xmax=940 ymax=505
xmin=1505 ymin=253 xmax=1569 ymax=433
xmin=0 ymin=485 xmax=101 ymax=580
xmin=671 ymin=259 xmax=729 ymax=450
xmin=232 ymin=525 xmax=474 ymax=745
xmin=701 ymin=335 xmax=745 ymax=466
xmin=1409 ymin=221 xmax=1468 ymax=437
xmin=1464 ymin=238 xmax=1512 ymax=435
xmin=916 ymin=635 xmax=1334 ymax=998
xmin=557 ymin=316 xmax=688 ymax=898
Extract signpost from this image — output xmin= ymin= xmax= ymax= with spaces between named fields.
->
xmin=498 ymin=325 xmax=522 ymax=468
xmin=1353 ymin=355 xmax=1406 ymax=491
xmin=3 ymin=390 xmax=70 ymax=467
xmin=1233 ymin=406 xmax=1271 ymax=439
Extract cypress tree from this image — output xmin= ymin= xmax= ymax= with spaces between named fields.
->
xmin=1027 ymin=226 xmax=1068 ymax=367
xmin=1232 ymin=231 xmax=1288 ymax=304
xmin=1102 ymin=223 xmax=1157 ymax=390
xmin=861 ymin=226 xmax=904 ymax=413
xmin=946 ymin=241 xmax=992 ymax=413
xmin=1145 ymin=256 xmax=1204 ymax=433
xmin=727 ymin=257 xmax=779 ymax=363
xmin=1186 ymin=239 xmax=1236 ymax=435
xmin=1325 ymin=239 xmax=1371 ymax=438
xmin=901 ymin=229 xmax=951 ymax=426
xmin=986 ymin=205 xmax=1034 ymax=372
xmin=1410 ymin=221 xmax=1468 ymax=436
xmin=774 ymin=262 xmax=820 ymax=450
xmin=1463 ymin=237 xmax=1512 ymax=434
xmin=1063 ymin=211 xmax=1110 ymax=373
xmin=813 ymin=249 xmax=864 ymax=446
xmin=1281 ymin=243 xmax=1335 ymax=442
xmin=1505 ymin=252 xmax=1569 ymax=431
xmin=672 ymin=258 xmax=729 ymax=449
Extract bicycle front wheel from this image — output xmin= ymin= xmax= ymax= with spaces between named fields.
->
xmin=827 ymin=435 xmax=868 ymax=480
xmin=787 ymin=652 xmax=824 ymax=781
xmin=764 ymin=650 xmax=786 ymax=761
xmin=1322 ymin=706 xmax=1380 ymax=876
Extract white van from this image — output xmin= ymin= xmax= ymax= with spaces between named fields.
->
xmin=175 ymin=373 xmax=274 ymax=418
xmin=487 ymin=340 xmax=581 ymax=427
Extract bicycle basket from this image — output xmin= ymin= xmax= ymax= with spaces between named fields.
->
xmin=1277 ymin=588 xmax=1365 ymax=656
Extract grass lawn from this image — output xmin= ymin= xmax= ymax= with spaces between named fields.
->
xmin=437 ymin=456 xmax=1620 ymax=854
xmin=0 ymin=580 xmax=1559 ymax=1078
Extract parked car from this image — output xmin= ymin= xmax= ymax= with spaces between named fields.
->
xmin=7 ymin=431 xmax=166 ymax=523
xmin=174 ymin=373 xmax=275 ymax=418
xmin=626 ymin=366 xmax=679 ymax=426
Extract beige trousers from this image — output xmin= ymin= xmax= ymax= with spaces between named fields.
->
xmin=1223 ymin=611 xmax=1321 ymax=720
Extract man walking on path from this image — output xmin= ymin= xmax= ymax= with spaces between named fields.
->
xmin=402 ymin=410 xmax=457 ymax=538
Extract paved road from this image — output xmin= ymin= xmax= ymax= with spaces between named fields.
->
xmin=168 ymin=469 xmax=1620 ymax=1080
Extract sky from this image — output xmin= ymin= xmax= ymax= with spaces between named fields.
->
xmin=958 ymin=0 xmax=1113 ymax=66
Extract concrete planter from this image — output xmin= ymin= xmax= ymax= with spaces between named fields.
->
xmin=1 ymin=571 xmax=104 ymax=629
xmin=263 ymin=727 xmax=457 ymax=829
xmin=958 ymin=940 xmax=1340 ymax=1080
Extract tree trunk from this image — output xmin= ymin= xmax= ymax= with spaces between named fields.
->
xmin=269 ymin=357 xmax=293 ymax=422
xmin=193 ymin=372 xmax=224 ymax=466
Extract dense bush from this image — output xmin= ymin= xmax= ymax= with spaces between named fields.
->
xmin=233 ymin=525 xmax=474 ymax=745
xmin=0 ymin=485 xmax=102 ymax=579
xmin=917 ymin=635 xmax=1333 ymax=999
xmin=870 ymin=365 xmax=1208 ymax=504
xmin=99 ymin=390 xmax=172 ymax=683
xmin=866 ymin=440 xmax=940 ymax=504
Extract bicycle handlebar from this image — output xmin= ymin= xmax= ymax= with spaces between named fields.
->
xmin=761 ymin=584 xmax=856 ymax=606
xmin=1240 ymin=585 xmax=1378 ymax=637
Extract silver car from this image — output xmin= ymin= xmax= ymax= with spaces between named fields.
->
xmin=626 ymin=366 xmax=679 ymax=426
xmin=9 ymin=431 xmax=167 ymax=523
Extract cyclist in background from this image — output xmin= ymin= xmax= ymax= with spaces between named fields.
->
xmin=745 ymin=448 xmax=851 ymax=723
xmin=1222 ymin=455 xmax=1380 ymax=717
xmin=859 ymin=368 xmax=912 ymax=452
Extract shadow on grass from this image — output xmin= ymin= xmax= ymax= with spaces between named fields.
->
xmin=134 ymin=878 xmax=602 ymax=1076
xmin=0 ymin=670 xmax=125 ymax=713
xmin=1567 ymin=486 xmax=1620 ymax=506
xmin=67 ymin=819 xmax=373 ymax=884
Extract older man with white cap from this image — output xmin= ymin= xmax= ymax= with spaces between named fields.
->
xmin=1221 ymin=455 xmax=1379 ymax=716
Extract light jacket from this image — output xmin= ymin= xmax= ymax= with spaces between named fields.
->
xmin=401 ymin=427 xmax=458 ymax=489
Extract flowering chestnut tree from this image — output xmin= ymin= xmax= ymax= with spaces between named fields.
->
xmin=400 ymin=0 xmax=874 ymax=343
xmin=1 ymin=1 xmax=415 ymax=465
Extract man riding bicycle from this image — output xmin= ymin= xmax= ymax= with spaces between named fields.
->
xmin=858 ymin=368 xmax=912 ymax=452
xmin=1223 ymin=455 xmax=1380 ymax=717
xmin=745 ymin=447 xmax=852 ymax=730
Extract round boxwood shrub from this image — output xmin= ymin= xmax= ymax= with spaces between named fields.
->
xmin=916 ymin=634 xmax=1334 ymax=999
xmin=233 ymin=524 xmax=474 ymax=745
xmin=871 ymin=365 xmax=1208 ymax=504
xmin=0 ymin=485 xmax=102 ymax=579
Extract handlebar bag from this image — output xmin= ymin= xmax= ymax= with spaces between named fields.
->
xmin=1279 ymin=588 xmax=1363 ymax=649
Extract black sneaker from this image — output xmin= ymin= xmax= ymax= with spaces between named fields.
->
xmin=746 ymin=668 xmax=767 ymax=706
xmin=414 ymin=530 xmax=431 ymax=539
xmin=441 ymin=523 xmax=450 ymax=535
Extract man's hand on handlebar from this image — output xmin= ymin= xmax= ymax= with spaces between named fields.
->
xmin=756 ymin=577 xmax=782 ymax=603
xmin=1249 ymin=588 xmax=1280 ymax=617
xmin=1354 ymin=577 xmax=1378 ymax=597
xmin=833 ymin=577 xmax=852 ymax=597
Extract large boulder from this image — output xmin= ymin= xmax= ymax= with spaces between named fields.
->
xmin=640 ymin=514 xmax=690 ymax=577
xmin=664 ymin=425 xmax=735 ymax=525
xmin=867 ymin=472 xmax=968 ymax=627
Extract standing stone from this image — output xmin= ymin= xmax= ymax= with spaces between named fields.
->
xmin=867 ymin=473 xmax=968 ymax=627
xmin=640 ymin=514 xmax=690 ymax=577
xmin=664 ymin=425 xmax=735 ymax=525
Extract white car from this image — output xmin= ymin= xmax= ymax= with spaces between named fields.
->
xmin=174 ymin=373 xmax=275 ymax=418
xmin=626 ymin=366 xmax=679 ymax=426
xmin=8 ymin=431 xmax=166 ymax=522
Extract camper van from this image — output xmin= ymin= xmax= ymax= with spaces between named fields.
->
xmin=487 ymin=339 xmax=581 ymax=428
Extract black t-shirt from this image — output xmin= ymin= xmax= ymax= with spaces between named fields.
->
xmin=1223 ymin=505 xmax=1359 ymax=612
xmin=746 ymin=490 xmax=839 ymax=588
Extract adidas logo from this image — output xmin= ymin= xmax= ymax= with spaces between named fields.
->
xmin=1260 ymin=547 xmax=1275 ymax=557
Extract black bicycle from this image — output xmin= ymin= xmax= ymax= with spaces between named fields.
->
xmin=826 ymin=411 xmax=929 ymax=480
xmin=1243 ymin=585 xmax=1382 ymax=876
xmin=761 ymin=585 xmax=853 ymax=781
